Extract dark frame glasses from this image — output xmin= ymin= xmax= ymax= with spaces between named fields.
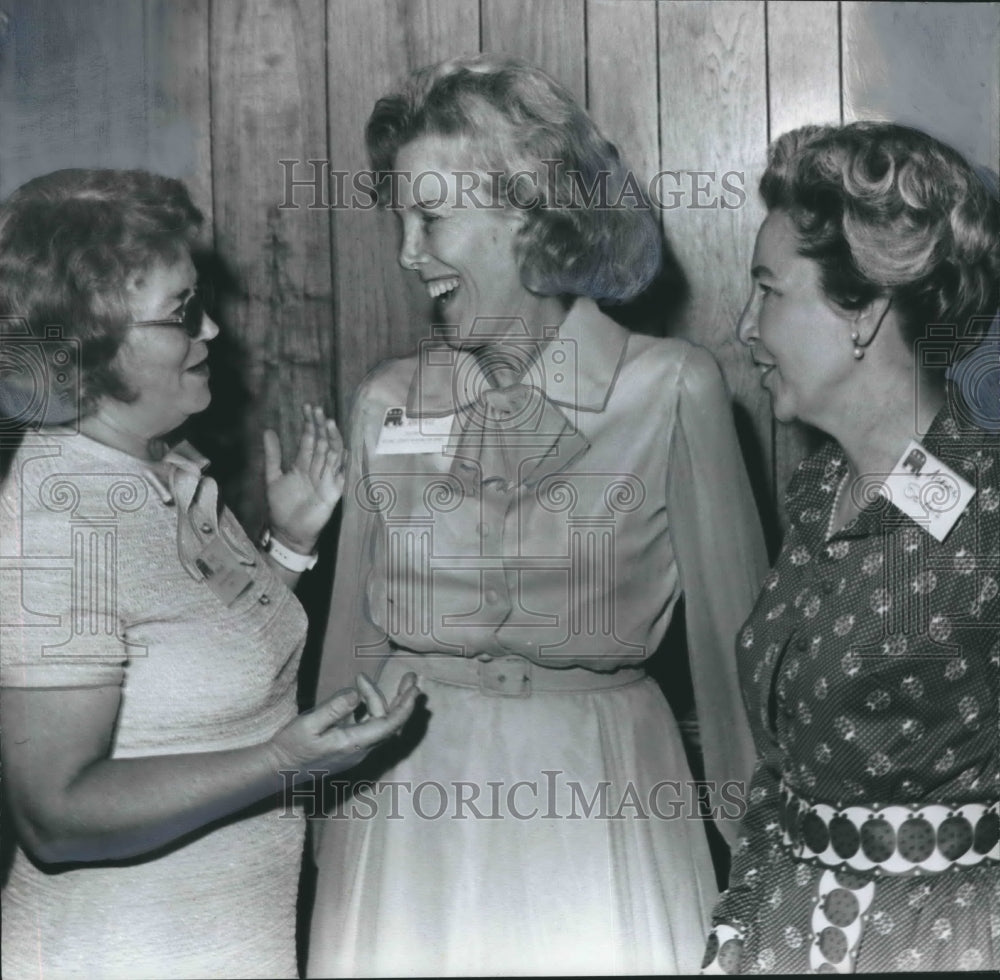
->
xmin=128 ymin=286 xmax=211 ymax=338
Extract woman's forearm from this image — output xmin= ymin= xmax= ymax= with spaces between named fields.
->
xmin=22 ymin=740 xmax=289 ymax=864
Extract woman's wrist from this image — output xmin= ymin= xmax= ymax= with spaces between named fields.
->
xmin=268 ymin=526 xmax=318 ymax=554
xmin=259 ymin=526 xmax=319 ymax=572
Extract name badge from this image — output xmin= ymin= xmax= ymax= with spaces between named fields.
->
xmin=375 ymin=407 xmax=453 ymax=455
xmin=879 ymin=440 xmax=975 ymax=542
xmin=194 ymin=536 xmax=254 ymax=606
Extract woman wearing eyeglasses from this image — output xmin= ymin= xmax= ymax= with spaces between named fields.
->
xmin=0 ymin=169 xmax=418 ymax=980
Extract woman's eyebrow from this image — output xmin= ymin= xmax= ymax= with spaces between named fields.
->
xmin=414 ymin=196 xmax=446 ymax=211
xmin=751 ymin=264 xmax=774 ymax=279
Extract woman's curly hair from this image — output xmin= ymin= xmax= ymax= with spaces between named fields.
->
xmin=0 ymin=169 xmax=203 ymax=417
xmin=365 ymin=53 xmax=661 ymax=303
xmin=760 ymin=122 xmax=1000 ymax=359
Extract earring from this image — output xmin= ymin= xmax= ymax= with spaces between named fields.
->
xmin=851 ymin=330 xmax=864 ymax=360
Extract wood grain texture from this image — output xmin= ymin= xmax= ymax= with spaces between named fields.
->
xmin=326 ymin=0 xmax=480 ymax=421
xmin=0 ymin=1 xmax=166 ymax=194
xmin=144 ymin=0 xmax=214 ymax=237
xmin=657 ymin=0 xmax=776 ymax=537
xmin=842 ymin=1 xmax=1000 ymax=173
xmin=586 ymin=1 xmax=659 ymax=194
xmin=481 ymin=0 xmax=587 ymax=104
xmin=766 ymin=0 xmax=839 ymax=525
xmin=210 ymin=0 xmax=331 ymax=528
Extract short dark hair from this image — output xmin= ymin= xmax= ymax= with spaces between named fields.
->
xmin=760 ymin=122 xmax=1000 ymax=358
xmin=366 ymin=53 xmax=661 ymax=303
xmin=0 ymin=168 xmax=203 ymax=416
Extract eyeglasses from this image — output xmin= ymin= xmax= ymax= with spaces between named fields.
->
xmin=128 ymin=287 xmax=210 ymax=338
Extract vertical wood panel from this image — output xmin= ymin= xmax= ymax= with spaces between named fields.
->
xmin=481 ymin=0 xmax=587 ymax=104
xmin=657 ymin=0 xmax=775 ymax=536
xmin=145 ymin=0 xmax=214 ymax=237
xmin=0 ymin=0 xmax=209 ymax=198
xmin=766 ymin=0 xmax=839 ymax=520
xmin=842 ymin=1 xmax=1000 ymax=173
xmin=326 ymin=0 xmax=480 ymax=421
xmin=210 ymin=0 xmax=331 ymax=529
xmin=586 ymin=1 xmax=660 ymax=192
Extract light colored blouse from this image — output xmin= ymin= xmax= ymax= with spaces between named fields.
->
xmin=317 ymin=298 xmax=768 ymax=836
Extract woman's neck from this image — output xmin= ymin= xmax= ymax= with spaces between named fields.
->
xmin=79 ymin=410 xmax=163 ymax=462
xmin=830 ymin=369 xmax=945 ymax=503
xmin=473 ymin=294 xmax=571 ymax=388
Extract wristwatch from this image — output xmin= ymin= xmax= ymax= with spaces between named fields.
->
xmin=258 ymin=527 xmax=318 ymax=572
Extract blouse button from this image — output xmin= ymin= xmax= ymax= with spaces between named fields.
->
xmin=259 ymin=594 xmax=271 ymax=605
xmin=200 ymin=522 xmax=214 ymax=534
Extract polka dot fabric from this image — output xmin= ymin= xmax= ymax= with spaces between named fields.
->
xmin=704 ymin=395 xmax=999 ymax=973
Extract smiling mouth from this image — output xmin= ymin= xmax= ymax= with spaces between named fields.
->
xmin=753 ymin=360 xmax=776 ymax=385
xmin=424 ymin=276 xmax=460 ymax=306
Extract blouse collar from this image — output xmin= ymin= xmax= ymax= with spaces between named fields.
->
xmin=405 ymin=297 xmax=630 ymax=418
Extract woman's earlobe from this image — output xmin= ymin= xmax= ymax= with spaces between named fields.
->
xmin=851 ymin=296 xmax=893 ymax=357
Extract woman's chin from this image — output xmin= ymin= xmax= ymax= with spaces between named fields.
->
xmin=768 ymin=392 xmax=799 ymax=426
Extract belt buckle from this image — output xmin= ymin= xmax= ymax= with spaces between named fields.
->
xmin=478 ymin=655 xmax=532 ymax=697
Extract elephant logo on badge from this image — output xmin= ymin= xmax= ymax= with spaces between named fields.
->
xmin=384 ymin=407 xmax=404 ymax=427
xmin=902 ymin=448 xmax=926 ymax=476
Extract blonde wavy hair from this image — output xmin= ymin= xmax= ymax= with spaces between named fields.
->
xmin=365 ymin=53 xmax=661 ymax=303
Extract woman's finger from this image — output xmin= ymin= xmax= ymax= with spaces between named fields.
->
xmin=293 ymin=403 xmax=317 ymax=472
xmin=388 ymin=672 xmax=419 ymax=710
xmin=335 ymin=684 xmax=418 ymax=749
xmin=309 ymin=407 xmax=331 ymax=483
xmin=309 ymin=689 xmax=361 ymax=733
xmin=262 ymin=429 xmax=283 ymax=485
xmin=355 ymin=672 xmax=390 ymax=719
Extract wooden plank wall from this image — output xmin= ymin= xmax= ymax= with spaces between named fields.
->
xmin=1 ymin=0 xmax=998 ymax=547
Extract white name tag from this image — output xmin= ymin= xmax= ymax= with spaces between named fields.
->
xmin=879 ymin=440 xmax=975 ymax=542
xmin=375 ymin=407 xmax=454 ymax=455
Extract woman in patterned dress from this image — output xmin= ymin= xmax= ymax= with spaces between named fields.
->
xmin=702 ymin=123 xmax=1000 ymax=974
xmin=307 ymin=55 xmax=768 ymax=976
xmin=0 ymin=169 xmax=417 ymax=979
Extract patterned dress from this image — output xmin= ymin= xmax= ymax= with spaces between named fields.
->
xmin=703 ymin=393 xmax=999 ymax=974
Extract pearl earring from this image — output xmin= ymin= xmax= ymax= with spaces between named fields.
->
xmin=851 ymin=330 xmax=864 ymax=360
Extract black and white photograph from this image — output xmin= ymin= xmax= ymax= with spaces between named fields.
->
xmin=1 ymin=1 xmax=998 ymax=976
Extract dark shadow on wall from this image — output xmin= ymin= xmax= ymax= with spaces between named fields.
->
xmin=179 ymin=249 xmax=254 ymax=522
xmin=599 ymin=227 xmax=690 ymax=337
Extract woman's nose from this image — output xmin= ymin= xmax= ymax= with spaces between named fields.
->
xmin=736 ymin=293 xmax=758 ymax=347
xmin=397 ymin=221 xmax=425 ymax=272
xmin=198 ymin=312 xmax=220 ymax=342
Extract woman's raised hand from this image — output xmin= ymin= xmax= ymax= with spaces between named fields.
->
xmin=267 ymin=673 xmax=419 ymax=779
xmin=263 ymin=403 xmax=346 ymax=553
